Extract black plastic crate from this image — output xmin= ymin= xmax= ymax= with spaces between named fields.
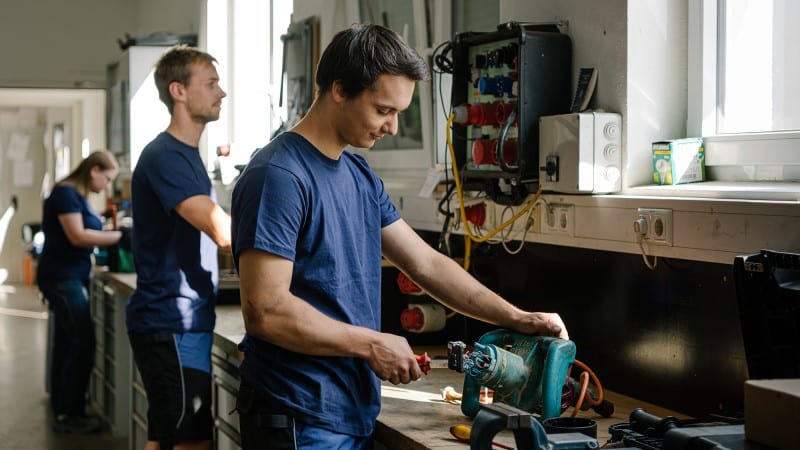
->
xmin=733 ymin=249 xmax=800 ymax=379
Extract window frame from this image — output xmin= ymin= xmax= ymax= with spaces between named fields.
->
xmin=202 ymin=0 xmax=292 ymax=171
xmin=688 ymin=0 xmax=800 ymax=178
xmin=347 ymin=0 xmax=439 ymax=171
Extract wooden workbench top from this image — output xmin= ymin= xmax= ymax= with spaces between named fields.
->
xmin=376 ymin=367 xmax=688 ymax=449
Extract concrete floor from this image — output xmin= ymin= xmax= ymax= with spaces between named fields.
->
xmin=0 ymin=283 xmax=127 ymax=450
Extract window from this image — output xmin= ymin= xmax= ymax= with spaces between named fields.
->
xmin=452 ymin=0 xmax=498 ymax=34
xmin=718 ymin=1 xmax=799 ymax=134
xmin=351 ymin=0 xmax=503 ymax=172
xmin=346 ymin=0 xmax=436 ymax=170
xmin=689 ymin=0 xmax=800 ymax=181
xmin=204 ymin=0 xmax=293 ymax=176
xmin=433 ymin=0 xmax=499 ymax=168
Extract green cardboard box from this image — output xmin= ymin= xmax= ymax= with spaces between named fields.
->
xmin=652 ymin=138 xmax=705 ymax=185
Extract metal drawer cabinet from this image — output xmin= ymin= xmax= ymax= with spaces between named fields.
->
xmin=87 ymin=275 xmax=131 ymax=438
xmin=212 ymin=344 xmax=242 ymax=449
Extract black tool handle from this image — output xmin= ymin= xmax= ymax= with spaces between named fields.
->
xmin=629 ymin=408 xmax=679 ymax=436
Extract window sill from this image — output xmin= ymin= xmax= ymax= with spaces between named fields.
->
xmin=624 ymin=181 xmax=800 ymax=203
xmin=384 ymin=175 xmax=800 ymax=265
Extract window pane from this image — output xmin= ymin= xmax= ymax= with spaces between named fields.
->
xmin=719 ymin=0 xmax=800 ymax=134
xmin=453 ymin=0 xmax=499 ymax=34
xmin=359 ymin=0 xmax=416 ymax=47
xmin=358 ymin=0 xmax=423 ymax=151
xmin=205 ymin=0 xmax=293 ymax=167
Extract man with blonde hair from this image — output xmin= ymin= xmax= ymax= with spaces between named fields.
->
xmin=127 ymin=44 xmax=231 ymax=450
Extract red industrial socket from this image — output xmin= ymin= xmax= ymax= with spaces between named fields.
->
xmin=400 ymin=306 xmax=424 ymax=330
xmin=471 ymin=139 xmax=495 ymax=165
xmin=464 ymin=203 xmax=486 ymax=227
xmin=453 ymin=102 xmax=500 ymax=126
xmin=472 ymin=139 xmax=517 ymax=166
xmin=494 ymin=101 xmax=517 ymax=125
xmin=397 ymin=271 xmax=423 ymax=295
xmin=491 ymin=138 xmax=518 ymax=165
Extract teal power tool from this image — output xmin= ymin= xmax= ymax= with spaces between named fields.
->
xmin=448 ymin=330 xmax=576 ymax=420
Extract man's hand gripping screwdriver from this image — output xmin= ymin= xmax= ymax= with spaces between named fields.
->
xmin=415 ymin=352 xmax=431 ymax=375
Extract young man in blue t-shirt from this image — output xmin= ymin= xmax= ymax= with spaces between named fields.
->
xmin=127 ymin=45 xmax=231 ymax=450
xmin=231 ymin=24 xmax=569 ymax=449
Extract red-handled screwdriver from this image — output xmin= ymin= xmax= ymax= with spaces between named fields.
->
xmin=415 ymin=352 xmax=431 ymax=375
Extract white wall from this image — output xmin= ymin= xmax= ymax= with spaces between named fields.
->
xmin=0 ymin=107 xmax=47 ymax=284
xmin=135 ymin=0 xmax=200 ymax=37
xmin=500 ymin=0 xmax=627 ymax=118
xmin=624 ymin=0 xmax=688 ymax=188
xmin=0 ymin=0 xmax=199 ymax=89
xmin=292 ymin=0 xmax=359 ymax=49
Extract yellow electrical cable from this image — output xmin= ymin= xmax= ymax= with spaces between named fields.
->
xmin=444 ymin=113 xmax=537 ymax=320
xmin=445 ymin=113 xmax=541 ymax=244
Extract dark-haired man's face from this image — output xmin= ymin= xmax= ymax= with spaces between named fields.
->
xmin=334 ymin=74 xmax=415 ymax=149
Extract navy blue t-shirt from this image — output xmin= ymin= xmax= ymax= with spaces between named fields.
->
xmin=37 ymin=185 xmax=103 ymax=283
xmin=231 ymin=132 xmax=400 ymax=437
xmin=127 ymin=132 xmax=219 ymax=334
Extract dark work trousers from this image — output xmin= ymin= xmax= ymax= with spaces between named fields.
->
xmin=38 ymin=279 xmax=95 ymax=417
xmin=236 ymin=380 xmax=374 ymax=449
xmin=237 ymin=380 xmax=297 ymax=450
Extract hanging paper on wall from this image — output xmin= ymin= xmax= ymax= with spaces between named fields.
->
xmin=13 ymin=160 xmax=34 ymax=187
xmin=7 ymin=132 xmax=30 ymax=160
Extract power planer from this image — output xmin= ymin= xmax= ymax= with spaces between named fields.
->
xmin=448 ymin=330 xmax=576 ymax=420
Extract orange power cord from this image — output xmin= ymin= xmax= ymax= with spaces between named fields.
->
xmin=570 ymin=359 xmax=605 ymax=417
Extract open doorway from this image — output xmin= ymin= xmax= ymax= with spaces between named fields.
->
xmin=0 ymin=88 xmax=105 ymax=284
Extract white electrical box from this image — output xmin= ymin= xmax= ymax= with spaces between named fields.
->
xmin=538 ymin=112 xmax=622 ymax=194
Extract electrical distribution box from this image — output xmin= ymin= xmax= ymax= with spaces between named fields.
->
xmin=539 ymin=112 xmax=622 ymax=194
xmin=451 ymin=23 xmax=572 ymax=205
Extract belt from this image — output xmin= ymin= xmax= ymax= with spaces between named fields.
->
xmin=255 ymin=413 xmax=293 ymax=429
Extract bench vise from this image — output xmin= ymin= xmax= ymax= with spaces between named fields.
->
xmin=470 ymin=402 xmax=601 ymax=450
xmin=449 ymin=330 xmax=576 ymax=420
